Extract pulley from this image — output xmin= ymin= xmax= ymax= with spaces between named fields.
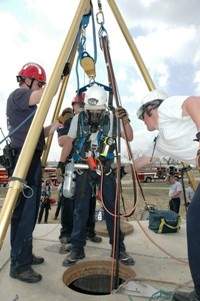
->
xmin=80 ymin=51 xmax=96 ymax=78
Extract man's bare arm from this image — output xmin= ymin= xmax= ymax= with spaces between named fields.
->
xmin=183 ymin=96 xmax=200 ymax=130
xmin=58 ymin=135 xmax=67 ymax=148
xmin=59 ymin=136 xmax=74 ymax=162
xmin=124 ymin=155 xmax=158 ymax=173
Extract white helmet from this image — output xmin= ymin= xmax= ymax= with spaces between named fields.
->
xmin=136 ymin=89 xmax=168 ymax=120
xmin=84 ymin=85 xmax=107 ymax=110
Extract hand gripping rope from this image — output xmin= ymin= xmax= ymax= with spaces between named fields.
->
xmin=97 ymin=7 xmax=138 ymax=219
xmin=95 ymin=0 xmax=138 ymax=291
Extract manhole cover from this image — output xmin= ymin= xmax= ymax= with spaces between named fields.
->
xmin=95 ymin=220 xmax=134 ymax=237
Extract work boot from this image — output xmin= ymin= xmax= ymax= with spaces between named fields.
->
xmin=64 ymin=243 xmax=71 ymax=252
xmin=111 ymin=251 xmax=135 ymax=266
xmin=10 ymin=268 xmax=42 ymax=283
xmin=172 ymin=290 xmax=200 ymax=301
xmin=88 ymin=235 xmax=102 ymax=243
xmin=31 ymin=254 xmax=44 ymax=265
xmin=62 ymin=250 xmax=85 ymax=267
xmin=59 ymin=236 xmax=71 ymax=245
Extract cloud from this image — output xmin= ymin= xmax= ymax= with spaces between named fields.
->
xmin=0 ymin=0 xmax=200 ymax=161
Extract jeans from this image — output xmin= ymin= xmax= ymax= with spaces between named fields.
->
xmin=187 ymin=184 xmax=200 ymax=297
xmin=59 ymin=194 xmax=75 ymax=239
xmin=10 ymin=151 xmax=42 ymax=274
xmin=71 ymin=170 xmax=125 ymax=253
xmin=59 ymin=183 xmax=97 ymax=240
xmin=38 ymin=201 xmax=50 ymax=223
xmin=169 ymin=197 xmax=180 ymax=214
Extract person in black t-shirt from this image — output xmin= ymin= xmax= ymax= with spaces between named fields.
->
xmin=7 ymin=62 xmax=71 ymax=284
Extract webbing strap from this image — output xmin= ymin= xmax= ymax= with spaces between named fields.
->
xmin=8 ymin=176 xmax=27 ymax=185
xmin=158 ymin=217 xmax=182 ymax=234
xmin=0 ymin=111 xmax=35 ymax=145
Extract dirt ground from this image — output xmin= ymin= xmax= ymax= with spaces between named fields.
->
xmin=0 ymin=174 xmax=190 ymax=225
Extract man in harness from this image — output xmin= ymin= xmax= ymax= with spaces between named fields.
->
xmin=57 ymin=93 xmax=102 ymax=247
xmin=57 ymin=84 xmax=135 ymax=266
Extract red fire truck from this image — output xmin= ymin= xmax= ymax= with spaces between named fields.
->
xmin=137 ymin=165 xmax=182 ymax=183
xmin=137 ymin=171 xmax=157 ymax=183
xmin=0 ymin=168 xmax=8 ymax=187
xmin=0 ymin=167 xmax=58 ymax=187
xmin=42 ymin=167 xmax=58 ymax=186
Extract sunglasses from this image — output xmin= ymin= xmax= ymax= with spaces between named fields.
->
xmin=35 ymin=80 xmax=46 ymax=88
xmin=140 ymin=111 xmax=145 ymax=120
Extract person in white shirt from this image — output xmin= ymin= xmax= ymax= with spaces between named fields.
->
xmin=127 ymin=89 xmax=200 ymax=301
xmin=165 ymin=175 xmax=182 ymax=214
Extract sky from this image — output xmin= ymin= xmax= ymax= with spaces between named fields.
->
xmin=0 ymin=0 xmax=200 ymax=163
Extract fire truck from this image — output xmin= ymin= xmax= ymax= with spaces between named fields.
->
xmin=0 ymin=167 xmax=58 ymax=187
xmin=42 ymin=167 xmax=58 ymax=186
xmin=0 ymin=168 xmax=8 ymax=187
xmin=137 ymin=171 xmax=157 ymax=183
xmin=137 ymin=165 xmax=182 ymax=183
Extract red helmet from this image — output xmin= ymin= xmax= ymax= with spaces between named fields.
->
xmin=71 ymin=92 xmax=85 ymax=105
xmin=17 ymin=62 xmax=46 ymax=83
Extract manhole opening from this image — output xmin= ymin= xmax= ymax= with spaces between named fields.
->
xmin=69 ymin=274 xmax=124 ymax=295
xmin=63 ymin=260 xmax=136 ymax=296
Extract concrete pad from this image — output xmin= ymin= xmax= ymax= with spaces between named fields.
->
xmin=0 ymin=220 xmax=193 ymax=301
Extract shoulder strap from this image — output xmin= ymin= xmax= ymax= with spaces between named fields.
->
xmin=102 ymin=110 xmax=117 ymax=139
xmin=1 ymin=111 xmax=35 ymax=145
xmin=73 ymin=111 xmax=89 ymax=160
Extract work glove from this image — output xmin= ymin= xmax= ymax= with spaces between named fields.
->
xmin=196 ymin=148 xmax=200 ymax=172
xmin=56 ymin=161 xmax=65 ymax=183
xmin=195 ymin=132 xmax=200 ymax=142
xmin=194 ymin=132 xmax=200 ymax=172
xmin=113 ymin=166 xmax=127 ymax=179
xmin=61 ymin=62 xmax=70 ymax=79
xmin=115 ymin=106 xmax=130 ymax=125
xmin=57 ymin=107 xmax=73 ymax=124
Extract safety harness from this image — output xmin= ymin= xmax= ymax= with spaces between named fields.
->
xmin=72 ymin=110 xmax=116 ymax=167
xmin=69 ymin=109 xmax=116 ymax=199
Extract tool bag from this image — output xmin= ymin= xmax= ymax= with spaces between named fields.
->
xmin=0 ymin=143 xmax=15 ymax=170
xmin=148 ymin=209 xmax=181 ymax=234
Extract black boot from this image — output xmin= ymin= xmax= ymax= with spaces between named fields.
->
xmin=31 ymin=254 xmax=44 ymax=265
xmin=111 ymin=250 xmax=135 ymax=266
xmin=87 ymin=235 xmax=102 ymax=243
xmin=10 ymin=268 xmax=42 ymax=283
xmin=62 ymin=250 xmax=85 ymax=267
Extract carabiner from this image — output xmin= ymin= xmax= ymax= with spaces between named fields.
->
xmin=96 ymin=11 xmax=104 ymax=25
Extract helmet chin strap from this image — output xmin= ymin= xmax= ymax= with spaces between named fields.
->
xmin=144 ymin=106 xmax=153 ymax=118
xmin=27 ymin=78 xmax=35 ymax=89
xmin=21 ymin=77 xmax=35 ymax=89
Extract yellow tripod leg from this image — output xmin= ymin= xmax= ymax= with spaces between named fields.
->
xmin=181 ymin=162 xmax=198 ymax=191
